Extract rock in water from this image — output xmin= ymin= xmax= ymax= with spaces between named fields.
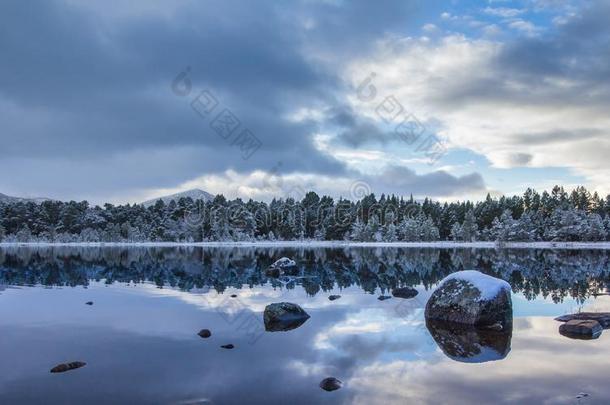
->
xmin=328 ymin=295 xmax=341 ymax=301
xmin=377 ymin=295 xmax=392 ymax=301
xmin=197 ymin=329 xmax=212 ymax=338
xmin=392 ymin=287 xmax=418 ymax=299
xmin=264 ymin=302 xmax=310 ymax=332
xmin=85 ymin=301 xmax=93 ymax=305
xmin=319 ymin=377 xmax=342 ymax=391
xmin=425 ymin=270 xmax=512 ymax=328
xmin=50 ymin=361 xmax=86 ymax=373
xmin=220 ymin=344 xmax=234 ymax=349
xmin=555 ymin=312 xmax=610 ymax=328
xmin=271 ymin=257 xmax=296 ymax=269
xmin=559 ymin=320 xmax=603 ymax=339
xmin=266 ymin=257 xmax=298 ymax=277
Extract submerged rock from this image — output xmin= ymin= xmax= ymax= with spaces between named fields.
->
xmin=559 ymin=320 xmax=603 ymax=340
xmin=85 ymin=301 xmax=93 ymax=305
xmin=220 ymin=344 xmax=234 ymax=349
xmin=271 ymin=257 xmax=296 ymax=269
xmin=197 ymin=329 xmax=212 ymax=338
xmin=555 ymin=312 xmax=610 ymax=328
xmin=264 ymin=302 xmax=310 ymax=332
xmin=266 ymin=257 xmax=298 ymax=277
xmin=392 ymin=287 xmax=418 ymax=299
xmin=50 ymin=361 xmax=87 ymax=373
xmin=319 ymin=377 xmax=342 ymax=391
xmin=426 ymin=319 xmax=512 ymax=363
xmin=377 ymin=295 xmax=392 ymax=301
xmin=425 ymin=270 xmax=513 ymax=328
xmin=328 ymin=295 xmax=341 ymax=301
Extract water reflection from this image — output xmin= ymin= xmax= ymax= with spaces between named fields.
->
xmin=1 ymin=246 xmax=610 ymax=301
xmin=1 ymin=247 xmax=610 ymax=404
xmin=426 ymin=320 xmax=512 ymax=363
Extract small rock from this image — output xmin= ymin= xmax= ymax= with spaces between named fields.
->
xmin=555 ymin=312 xmax=610 ymax=328
xmin=377 ymin=295 xmax=392 ymax=301
xmin=197 ymin=329 xmax=212 ymax=338
xmin=319 ymin=377 xmax=342 ymax=392
xmin=271 ymin=257 xmax=296 ymax=269
xmin=50 ymin=361 xmax=87 ymax=373
xmin=220 ymin=344 xmax=234 ymax=349
xmin=392 ymin=287 xmax=418 ymax=299
xmin=328 ymin=295 xmax=341 ymax=301
xmin=264 ymin=302 xmax=310 ymax=332
xmin=230 ymin=294 xmax=237 ymax=298
xmin=85 ymin=301 xmax=93 ymax=305
xmin=559 ymin=319 xmax=603 ymax=339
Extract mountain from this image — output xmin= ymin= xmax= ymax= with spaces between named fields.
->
xmin=142 ymin=189 xmax=214 ymax=207
xmin=0 ymin=192 xmax=51 ymax=204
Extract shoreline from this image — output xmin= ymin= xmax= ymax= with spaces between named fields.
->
xmin=2 ymin=241 xmax=610 ymax=249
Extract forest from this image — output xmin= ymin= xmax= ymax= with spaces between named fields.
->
xmin=0 ymin=186 xmax=609 ymax=243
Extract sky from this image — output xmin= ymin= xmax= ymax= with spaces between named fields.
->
xmin=1 ymin=0 xmax=608 ymax=205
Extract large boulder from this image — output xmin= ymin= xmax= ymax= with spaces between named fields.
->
xmin=425 ymin=270 xmax=512 ymax=328
xmin=264 ymin=302 xmax=310 ymax=332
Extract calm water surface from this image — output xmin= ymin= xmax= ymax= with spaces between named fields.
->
xmin=0 ymin=247 xmax=609 ymax=404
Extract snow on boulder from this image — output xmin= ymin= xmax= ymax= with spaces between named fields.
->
xmin=425 ymin=270 xmax=512 ymax=328
xmin=271 ymin=257 xmax=296 ymax=269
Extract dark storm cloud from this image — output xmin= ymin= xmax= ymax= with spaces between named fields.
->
xmin=367 ymin=166 xmax=486 ymax=198
xmin=0 ymin=0 xmax=435 ymax=201
xmin=326 ymin=106 xmax=394 ymax=147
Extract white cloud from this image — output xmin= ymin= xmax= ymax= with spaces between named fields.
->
xmin=343 ymin=34 xmax=610 ymax=194
xmin=483 ymin=7 xmax=526 ymax=18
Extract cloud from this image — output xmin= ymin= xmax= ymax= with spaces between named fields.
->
xmin=344 ymin=0 xmax=610 ymax=192
xmin=482 ymin=7 xmax=526 ymax=18
xmin=1 ymin=0 xmax=429 ymax=201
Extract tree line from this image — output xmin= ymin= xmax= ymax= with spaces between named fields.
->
xmin=1 ymin=186 xmax=610 ymax=243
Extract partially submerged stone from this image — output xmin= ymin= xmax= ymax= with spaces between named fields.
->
xmin=425 ymin=270 xmax=512 ymax=328
xmin=328 ymin=295 xmax=341 ymax=301
xmin=266 ymin=257 xmax=298 ymax=277
xmin=50 ymin=361 xmax=87 ymax=373
xmin=555 ymin=312 xmax=610 ymax=328
xmin=271 ymin=257 xmax=296 ymax=269
xmin=85 ymin=301 xmax=93 ymax=305
xmin=559 ymin=319 xmax=603 ymax=340
xmin=220 ymin=344 xmax=234 ymax=349
xmin=319 ymin=377 xmax=342 ymax=392
xmin=377 ymin=295 xmax=392 ymax=301
xmin=197 ymin=329 xmax=212 ymax=338
xmin=392 ymin=287 xmax=418 ymax=299
xmin=264 ymin=302 xmax=310 ymax=332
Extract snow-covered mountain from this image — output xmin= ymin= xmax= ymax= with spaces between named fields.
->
xmin=142 ymin=189 xmax=214 ymax=207
xmin=0 ymin=192 xmax=51 ymax=204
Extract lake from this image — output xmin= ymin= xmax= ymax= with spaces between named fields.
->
xmin=0 ymin=246 xmax=608 ymax=404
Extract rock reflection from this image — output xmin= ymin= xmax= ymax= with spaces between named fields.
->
xmin=426 ymin=320 xmax=512 ymax=363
